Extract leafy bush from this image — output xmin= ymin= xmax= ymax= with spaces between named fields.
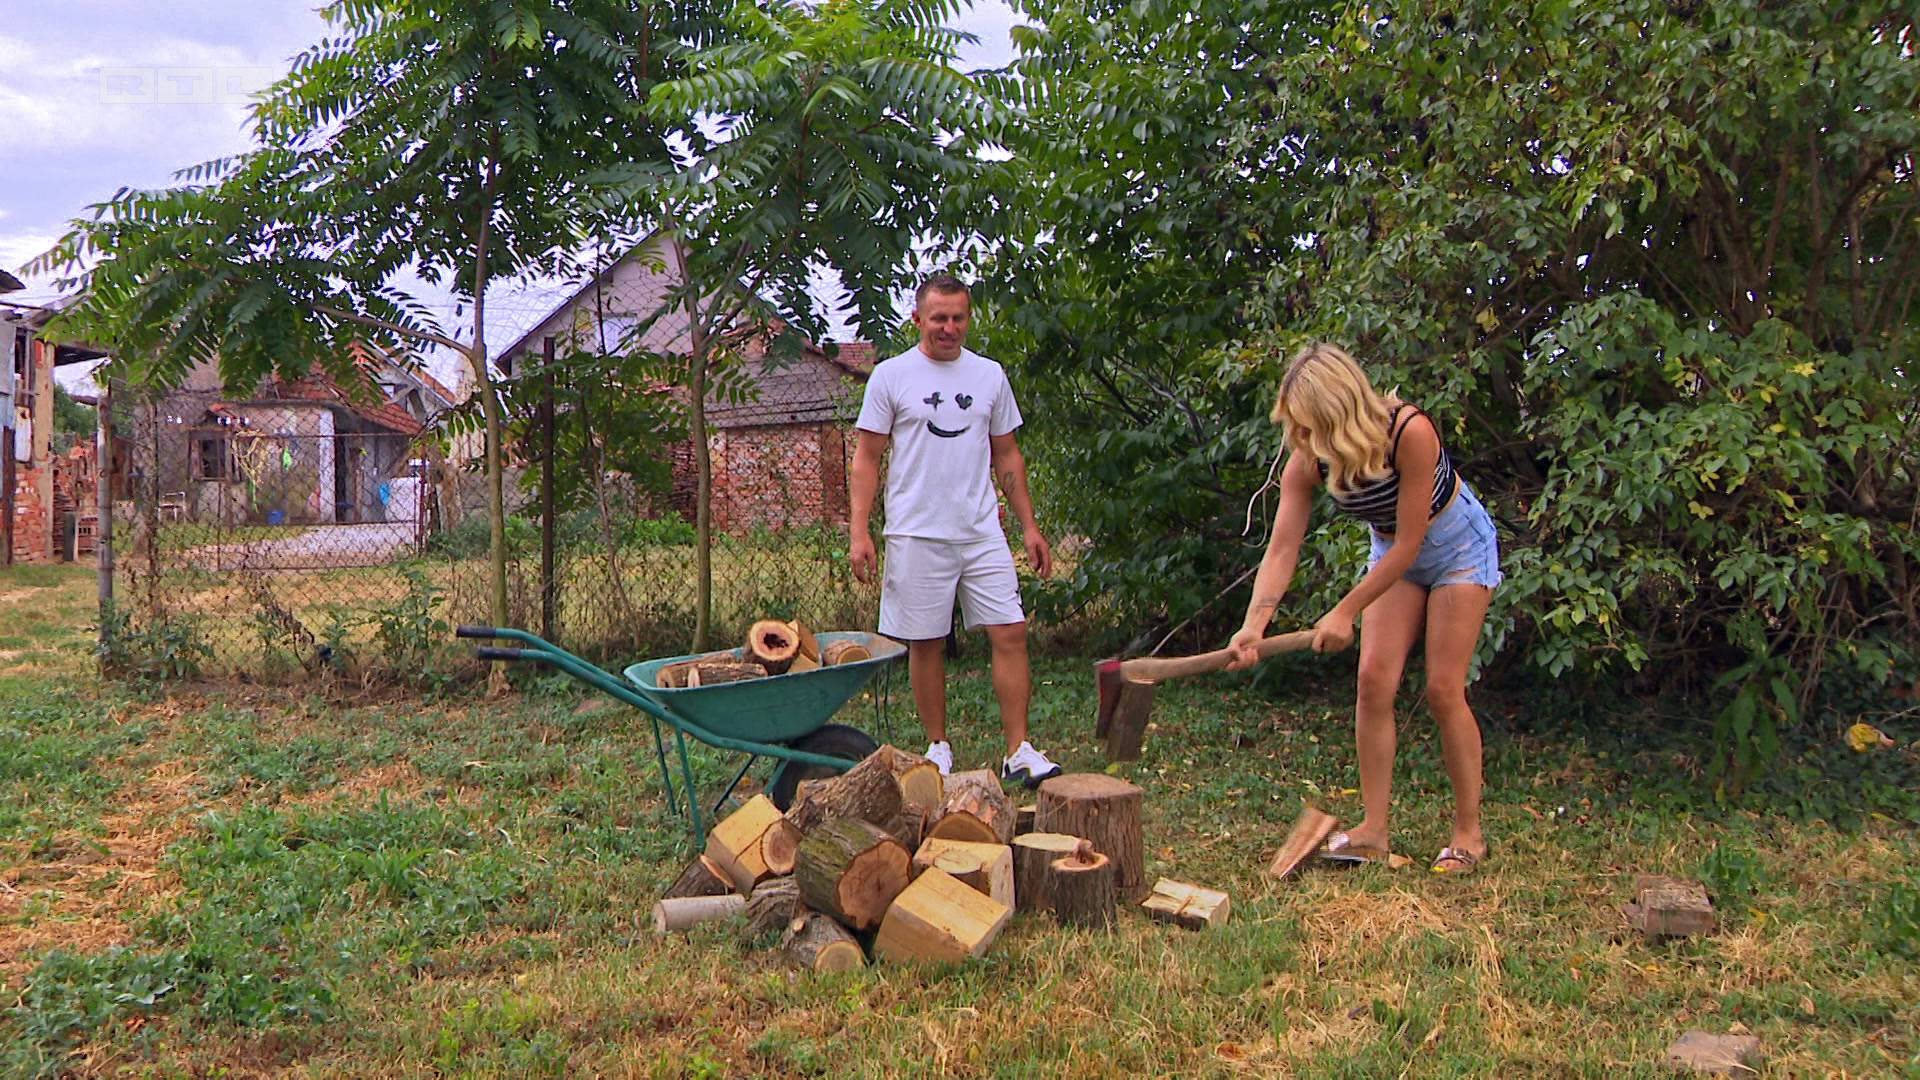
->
xmin=96 ymin=599 xmax=213 ymax=682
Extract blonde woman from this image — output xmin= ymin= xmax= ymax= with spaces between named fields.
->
xmin=1227 ymin=344 xmax=1501 ymax=874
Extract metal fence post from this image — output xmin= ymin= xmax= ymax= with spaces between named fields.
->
xmin=540 ymin=335 xmax=557 ymax=644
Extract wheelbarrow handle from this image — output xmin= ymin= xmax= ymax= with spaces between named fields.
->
xmin=456 ymin=624 xmax=501 ymax=639
xmin=475 ymin=646 xmax=539 ymax=663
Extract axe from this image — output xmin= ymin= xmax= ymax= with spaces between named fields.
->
xmin=1094 ymin=630 xmax=1316 ymax=761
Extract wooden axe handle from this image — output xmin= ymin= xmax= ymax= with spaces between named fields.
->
xmin=1118 ymin=630 xmax=1316 ymax=684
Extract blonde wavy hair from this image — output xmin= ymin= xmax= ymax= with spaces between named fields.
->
xmin=1271 ymin=343 xmax=1395 ymax=493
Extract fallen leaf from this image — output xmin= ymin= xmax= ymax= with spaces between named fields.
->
xmin=1846 ymin=722 xmax=1894 ymax=752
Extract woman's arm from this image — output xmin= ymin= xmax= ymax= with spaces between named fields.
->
xmin=1311 ymin=412 xmax=1441 ymax=652
xmin=1227 ymin=450 xmax=1318 ymax=668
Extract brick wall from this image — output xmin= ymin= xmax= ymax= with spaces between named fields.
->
xmin=10 ymin=460 xmax=50 ymax=562
xmin=708 ymin=421 xmax=850 ymax=532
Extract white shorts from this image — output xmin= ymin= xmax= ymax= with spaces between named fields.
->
xmin=879 ymin=535 xmax=1025 ymax=640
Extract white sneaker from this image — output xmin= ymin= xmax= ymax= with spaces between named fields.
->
xmin=1001 ymin=741 xmax=1063 ymax=789
xmin=924 ymin=740 xmax=953 ymax=776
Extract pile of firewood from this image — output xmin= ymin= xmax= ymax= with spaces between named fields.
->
xmin=657 ymin=619 xmax=874 ymax=688
xmin=652 ymin=747 xmax=1232 ymax=968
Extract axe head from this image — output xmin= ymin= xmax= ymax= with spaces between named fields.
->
xmin=1094 ymin=657 xmax=1124 ymax=739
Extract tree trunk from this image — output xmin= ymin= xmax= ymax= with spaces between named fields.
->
xmin=783 ymin=911 xmax=865 ymax=971
xmin=1047 ymin=844 xmax=1115 ymax=929
xmin=1035 ymin=774 xmax=1146 ymax=898
xmin=794 ymin=818 xmax=911 ymax=931
xmin=929 ymin=769 xmax=1015 ymax=845
xmin=1011 ymin=832 xmax=1083 ymax=914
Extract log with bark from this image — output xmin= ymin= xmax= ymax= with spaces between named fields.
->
xmin=707 ymin=794 xmax=786 ymax=894
xmin=652 ymin=894 xmax=746 ymax=933
xmin=1011 ymin=832 xmax=1084 ymax=913
xmin=785 ymin=752 xmax=904 ymax=835
xmin=783 ymin=910 xmax=865 ymax=971
xmin=912 ymin=837 xmax=1014 ymax=907
xmin=1140 ymin=878 xmax=1231 ymax=930
xmin=1015 ymin=804 xmax=1036 ymax=836
xmin=794 ymin=818 xmax=912 ymax=931
xmin=760 ymin=818 xmax=804 ymax=876
xmin=658 ymin=654 xmax=765 ymax=688
xmin=744 ymin=876 xmax=803 ymax=940
xmin=874 ymin=867 xmax=1013 ymax=964
xmin=1035 ymin=773 xmax=1146 ymax=898
xmin=747 ymin=619 xmax=801 ymax=674
xmin=821 ymin=640 xmax=872 ymax=666
xmin=867 ymin=744 xmax=944 ymax=814
xmin=929 ymin=769 xmax=1016 ymax=845
xmin=662 ymin=854 xmax=735 ymax=899
xmin=1046 ymin=840 xmax=1116 ymax=929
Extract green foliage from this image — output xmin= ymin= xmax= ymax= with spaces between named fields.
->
xmin=368 ymin=566 xmax=453 ymax=684
xmin=1877 ymin=871 xmax=1920 ymax=961
xmin=987 ymin=0 xmax=1920 ymax=755
xmin=49 ymin=385 xmax=96 ymax=452
xmin=96 ymin=599 xmax=213 ymax=682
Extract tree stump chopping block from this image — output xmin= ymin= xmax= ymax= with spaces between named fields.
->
xmin=785 ymin=752 xmax=904 ymax=835
xmin=1046 ymin=841 xmax=1116 ymax=929
xmin=1011 ymin=832 xmax=1084 ymax=913
xmin=795 ymin=818 xmax=912 ymax=931
xmin=929 ymin=769 xmax=1016 ymax=844
xmin=1035 ymin=773 xmax=1146 ymax=898
xmin=783 ymin=911 xmax=865 ymax=972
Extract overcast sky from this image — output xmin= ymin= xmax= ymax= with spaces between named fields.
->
xmin=0 ymin=2 xmax=1024 ymax=389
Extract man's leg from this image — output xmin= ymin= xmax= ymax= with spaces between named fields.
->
xmin=908 ymin=637 xmax=950 ymax=743
xmin=981 ymin=621 xmax=1030 ymax=754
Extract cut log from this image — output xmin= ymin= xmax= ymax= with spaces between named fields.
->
xmin=662 ymin=854 xmax=734 ymax=900
xmin=868 ymin=744 xmax=944 ymax=814
xmin=1103 ymin=679 xmax=1158 ymax=761
xmin=787 ymin=620 xmax=822 ymax=663
xmin=1141 ymin=878 xmax=1231 ymax=930
xmin=688 ymin=661 xmax=768 ymax=688
xmin=1035 ymin=773 xmax=1146 ymax=898
xmin=874 ymin=867 xmax=1013 ymax=964
xmin=783 ymin=911 xmax=865 ymax=972
xmin=744 ymin=876 xmax=803 ymax=940
xmin=1047 ymin=841 xmax=1116 ymax=929
xmin=760 ymin=818 xmax=804 ymax=876
xmin=880 ymin=803 xmax=930 ymax=851
xmin=707 ymin=794 xmax=786 ymax=894
xmin=1015 ymin=804 xmax=1036 ymax=836
xmin=1012 ymin=832 xmax=1084 ymax=913
xmin=1268 ymin=805 xmax=1338 ymax=880
xmin=784 ymin=752 xmax=904 ymax=834
xmin=822 ymin=639 xmax=872 ymax=666
xmin=652 ymin=894 xmax=746 ymax=933
xmin=795 ymin=818 xmax=912 ymax=930
xmin=1625 ymin=875 xmax=1716 ymax=940
xmin=787 ymin=651 xmax=821 ymax=674
xmin=929 ymin=769 xmax=1016 ymax=845
xmin=658 ymin=652 xmax=749 ymax=688
xmin=747 ymin=619 xmax=801 ymax=674
xmin=912 ymin=837 xmax=1014 ymax=907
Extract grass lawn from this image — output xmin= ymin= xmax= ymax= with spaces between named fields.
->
xmin=2 ymin=562 xmax=1915 ymax=1077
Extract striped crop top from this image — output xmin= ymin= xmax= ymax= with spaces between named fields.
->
xmin=1318 ymin=404 xmax=1458 ymax=534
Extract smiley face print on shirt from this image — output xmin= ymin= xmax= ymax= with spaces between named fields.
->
xmin=923 ymin=390 xmax=976 ymax=439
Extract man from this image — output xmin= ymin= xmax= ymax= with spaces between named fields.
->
xmin=849 ymin=273 xmax=1063 ymax=786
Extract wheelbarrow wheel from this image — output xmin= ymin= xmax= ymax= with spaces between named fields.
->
xmin=767 ymin=724 xmax=880 ymax=811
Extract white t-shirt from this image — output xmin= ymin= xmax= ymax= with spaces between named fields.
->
xmin=855 ymin=346 xmax=1022 ymax=542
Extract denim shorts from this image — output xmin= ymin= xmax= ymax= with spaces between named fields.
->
xmin=1367 ymin=482 xmax=1503 ymax=590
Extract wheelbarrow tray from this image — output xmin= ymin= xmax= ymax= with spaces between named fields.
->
xmin=622 ymin=631 xmax=904 ymax=744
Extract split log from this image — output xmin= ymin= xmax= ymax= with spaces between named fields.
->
xmin=1625 ymin=875 xmax=1716 ymax=940
xmin=929 ymin=769 xmax=1016 ymax=845
xmin=1103 ymin=680 xmax=1158 ymax=761
xmin=822 ymin=640 xmax=872 ymax=666
xmin=874 ymin=867 xmax=1013 ymax=964
xmin=787 ymin=620 xmax=822 ymax=663
xmin=760 ymin=818 xmax=804 ymax=876
xmin=785 ymin=752 xmax=904 ymax=834
xmin=1015 ymin=804 xmax=1036 ymax=836
xmin=662 ymin=854 xmax=734 ymax=900
xmin=795 ymin=818 xmax=912 ymax=931
xmin=913 ymin=837 xmax=1014 ymax=907
xmin=747 ymin=619 xmax=800 ymax=674
xmin=1141 ymin=878 xmax=1231 ymax=930
xmin=1664 ymin=1031 xmax=1765 ymax=1075
xmin=744 ymin=876 xmax=803 ymax=940
xmin=1046 ymin=841 xmax=1116 ymax=929
xmin=1035 ymin=773 xmax=1146 ymax=898
xmin=783 ymin=911 xmax=865 ymax=972
xmin=868 ymin=744 xmax=944 ymax=814
xmin=1267 ymin=806 xmax=1338 ymax=880
xmin=652 ymin=894 xmax=745 ymax=933
xmin=707 ymin=794 xmax=785 ymax=894
xmin=1012 ymin=832 xmax=1084 ymax=913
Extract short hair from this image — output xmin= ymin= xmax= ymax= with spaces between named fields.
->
xmin=914 ymin=273 xmax=971 ymax=307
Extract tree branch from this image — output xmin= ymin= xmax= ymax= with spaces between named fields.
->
xmin=315 ymin=304 xmax=468 ymax=355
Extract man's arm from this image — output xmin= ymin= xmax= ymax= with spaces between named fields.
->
xmin=989 ymin=430 xmax=1052 ymax=577
xmin=849 ymin=429 xmax=888 ymax=583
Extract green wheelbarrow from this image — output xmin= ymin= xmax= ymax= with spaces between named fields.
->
xmin=457 ymin=625 xmax=905 ymax=839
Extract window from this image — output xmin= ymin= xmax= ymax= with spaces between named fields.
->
xmin=195 ymin=436 xmax=231 ymax=480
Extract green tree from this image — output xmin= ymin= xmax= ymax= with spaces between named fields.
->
xmin=35 ymin=0 xmax=706 ymax=639
xmin=621 ymin=0 xmax=1006 ymax=648
xmin=51 ymin=384 xmax=98 ymax=451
